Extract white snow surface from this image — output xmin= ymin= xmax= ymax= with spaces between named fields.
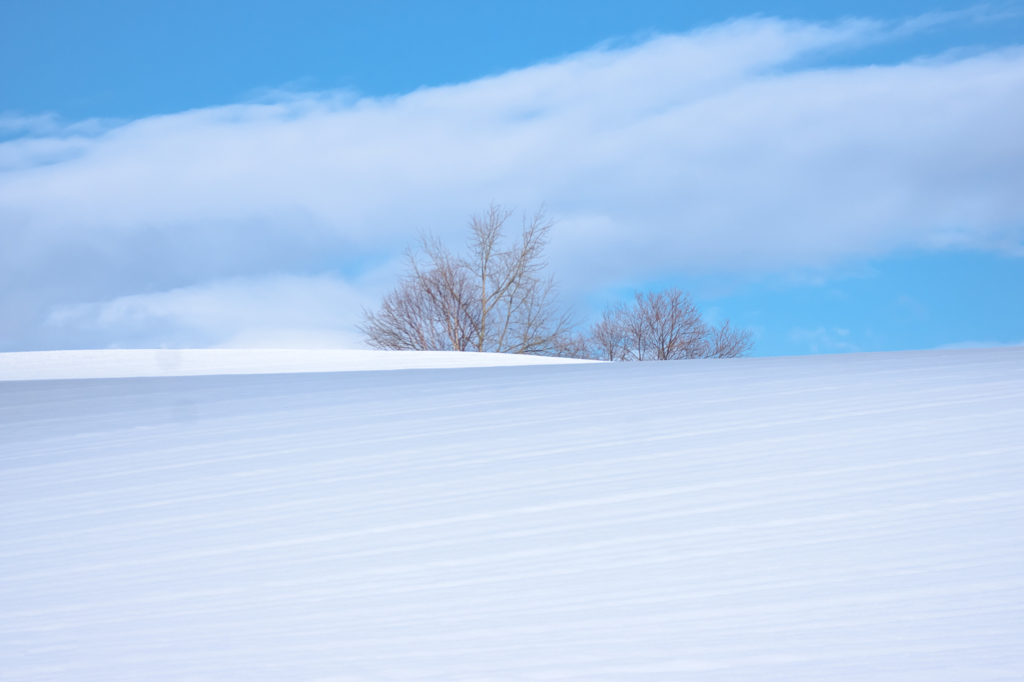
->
xmin=0 ymin=348 xmax=592 ymax=381
xmin=1 ymin=348 xmax=1022 ymax=681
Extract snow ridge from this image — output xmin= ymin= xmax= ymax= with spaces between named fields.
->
xmin=0 ymin=348 xmax=594 ymax=381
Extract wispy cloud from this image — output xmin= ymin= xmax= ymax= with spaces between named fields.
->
xmin=790 ymin=327 xmax=860 ymax=354
xmin=2 ymin=16 xmax=1023 ymax=350
xmin=937 ymin=339 xmax=1024 ymax=349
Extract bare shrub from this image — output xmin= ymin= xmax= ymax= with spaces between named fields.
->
xmin=588 ymin=288 xmax=753 ymax=360
xmin=360 ymin=204 xmax=576 ymax=355
xmin=589 ymin=312 xmax=630 ymax=361
xmin=704 ymin=319 xmax=755 ymax=358
xmin=549 ymin=331 xmax=594 ymax=359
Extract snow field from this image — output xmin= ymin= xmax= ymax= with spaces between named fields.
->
xmin=1 ymin=348 xmax=1022 ymax=681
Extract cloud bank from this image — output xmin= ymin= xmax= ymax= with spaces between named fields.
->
xmin=1 ymin=16 xmax=1022 ymax=350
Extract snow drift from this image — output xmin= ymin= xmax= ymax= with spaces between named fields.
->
xmin=1 ymin=348 xmax=1022 ymax=681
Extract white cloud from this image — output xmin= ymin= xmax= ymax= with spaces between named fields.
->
xmin=45 ymin=275 xmax=375 ymax=350
xmin=1 ymin=16 xmax=1023 ymax=350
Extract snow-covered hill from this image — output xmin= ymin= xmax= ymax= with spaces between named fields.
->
xmin=2 ymin=348 xmax=1022 ymax=681
xmin=0 ymin=348 xmax=592 ymax=381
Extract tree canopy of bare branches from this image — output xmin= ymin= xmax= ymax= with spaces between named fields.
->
xmin=588 ymin=288 xmax=753 ymax=361
xmin=360 ymin=204 xmax=577 ymax=355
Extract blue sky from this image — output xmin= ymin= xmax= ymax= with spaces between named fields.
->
xmin=1 ymin=0 xmax=1022 ymax=355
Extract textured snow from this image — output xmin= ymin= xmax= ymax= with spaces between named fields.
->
xmin=1 ymin=348 xmax=1022 ymax=681
xmin=0 ymin=348 xmax=592 ymax=381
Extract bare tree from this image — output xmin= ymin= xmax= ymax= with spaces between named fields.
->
xmin=589 ymin=312 xmax=630 ymax=361
xmin=361 ymin=204 xmax=576 ymax=355
xmin=586 ymin=288 xmax=753 ymax=360
xmin=550 ymin=331 xmax=593 ymax=360
xmin=361 ymin=245 xmax=478 ymax=351
xmin=702 ymin=319 xmax=755 ymax=358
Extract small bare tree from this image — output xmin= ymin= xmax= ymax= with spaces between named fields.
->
xmin=587 ymin=288 xmax=753 ymax=360
xmin=703 ymin=319 xmax=754 ymax=358
xmin=589 ymin=313 xmax=630 ymax=361
xmin=361 ymin=204 xmax=577 ymax=355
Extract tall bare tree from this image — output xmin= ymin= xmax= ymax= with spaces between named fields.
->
xmin=587 ymin=288 xmax=753 ymax=360
xmin=361 ymin=204 xmax=577 ymax=355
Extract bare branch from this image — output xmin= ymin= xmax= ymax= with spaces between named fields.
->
xmin=589 ymin=306 xmax=629 ymax=361
xmin=587 ymin=288 xmax=753 ymax=361
xmin=702 ymin=319 xmax=755 ymax=358
xmin=360 ymin=203 xmax=577 ymax=356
